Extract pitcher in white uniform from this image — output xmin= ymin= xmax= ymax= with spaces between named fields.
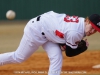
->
xmin=0 ymin=11 xmax=100 ymax=75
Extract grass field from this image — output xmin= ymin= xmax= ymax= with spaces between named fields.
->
xmin=0 ymin=20 xmax=100 ymax=53
xmin=0 ymin=21 xmax=100 ymax=75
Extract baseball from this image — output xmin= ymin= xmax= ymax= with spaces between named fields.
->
xmin=6 ymin=10 xmax=16 ymax=20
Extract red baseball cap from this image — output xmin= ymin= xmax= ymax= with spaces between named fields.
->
xmin=89 ymin=14 xmax=100 ymax=32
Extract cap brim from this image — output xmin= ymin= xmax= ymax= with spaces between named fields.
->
xmin=90 ymin=21 xmax=100 ymax=32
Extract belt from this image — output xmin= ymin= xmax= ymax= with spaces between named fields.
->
xmin=37 ymin=16 xmax=41 ymax=21
xmin=32 ymin=16 xmax=41 ymax=23
xmin=36 ymin=16 xmax=45 ymax=35
xmin=42 ymin=32 xmax=45 ymax=35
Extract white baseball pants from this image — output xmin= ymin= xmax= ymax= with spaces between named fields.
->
xmin=0 ymin=17 xmax=63 ymax=75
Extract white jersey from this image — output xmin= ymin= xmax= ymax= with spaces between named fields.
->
xmin=40 ymin=11 xmax=85 ymax=49
xmin=0 ymin=11 xmax=86 ymax=75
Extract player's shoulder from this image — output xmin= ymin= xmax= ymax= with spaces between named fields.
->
xmin=79 ymin=17 xmax=85 ymax=21
xmin=42 ymin=11 xmax=66 ymax=16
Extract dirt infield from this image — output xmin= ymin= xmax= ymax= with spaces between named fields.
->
xmin=0 ymin=50 xmax=100 ymax=75
xmin=0 ymin=21 xmax=100 ymax=75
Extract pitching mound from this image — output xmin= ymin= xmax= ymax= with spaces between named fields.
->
xmin=0 ymin=50 xmax=100 ymax=75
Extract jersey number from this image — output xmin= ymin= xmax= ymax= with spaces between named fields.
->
xmin=64 ymin=15 xmax=79 ymax=23
xmin=55 ymin=15 xmax=79 ymax=38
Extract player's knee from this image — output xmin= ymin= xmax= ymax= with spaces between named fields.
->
xmin=13 ymin=53 xmax=26 ymax=63
xmin=49 ymin=55 xmax=63 ymax=63
xmin=15 ymin=56 xmax=26 ymax=63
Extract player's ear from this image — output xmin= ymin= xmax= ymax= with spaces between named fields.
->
xmin=85 ymin=17 xmax=90 ymax=24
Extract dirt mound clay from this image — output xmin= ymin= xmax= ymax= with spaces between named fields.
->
xmin=0 ymin=50 xmax=100 ymax=75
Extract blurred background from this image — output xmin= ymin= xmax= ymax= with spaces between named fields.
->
xmin=1 ymin=0 xmax=100 ymax=20
xmin=0 ymin=0 xmax=100 ymax=53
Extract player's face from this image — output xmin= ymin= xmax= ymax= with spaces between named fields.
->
xmin=85 ymin=23 xmax=97 ymax=36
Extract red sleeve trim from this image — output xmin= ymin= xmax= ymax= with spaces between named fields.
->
xmin=66 ymin=41 xmax=77 ymax=46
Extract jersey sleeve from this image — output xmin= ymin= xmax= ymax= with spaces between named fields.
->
xmin=65 ymin=31 xmax=83 ymax=49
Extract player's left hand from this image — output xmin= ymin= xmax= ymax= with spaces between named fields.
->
xmin=59 ymin=44 xmax=66 ymax=51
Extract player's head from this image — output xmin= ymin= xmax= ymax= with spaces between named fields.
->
xmin=84 ymin=14 xmax=100 ymax=36
xmin=89 ymin=14 xmax=100 ymax=32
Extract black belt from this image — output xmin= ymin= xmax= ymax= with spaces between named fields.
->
xmin=37 ymin=16 xmax=41 ymax=21
xmin=32 ymin=16 xmax=41 ymax=23
xmin=42 ymin=32 xmax=45 ymax=35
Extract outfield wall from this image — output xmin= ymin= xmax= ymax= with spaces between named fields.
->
xmin=0 ymin=0 xmax=100 ymax=20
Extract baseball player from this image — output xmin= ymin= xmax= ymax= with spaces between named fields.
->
xmin=0 ymin=11 xmax=100 ymax=75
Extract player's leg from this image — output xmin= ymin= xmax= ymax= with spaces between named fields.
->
xmin=42 ymin=41 xmax=63 ymax=75
xmin=0 ymin=33 xmax=39 ymax=66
